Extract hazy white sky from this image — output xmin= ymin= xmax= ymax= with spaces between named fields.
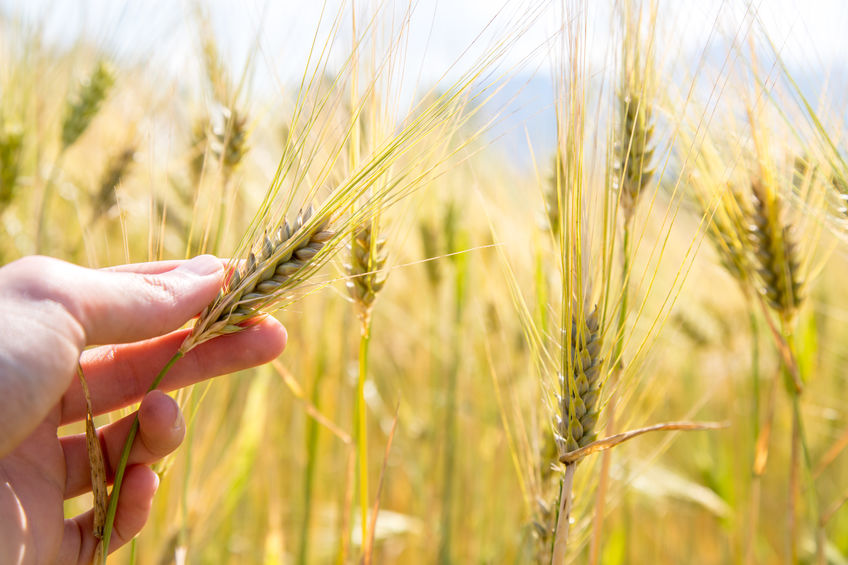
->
xmin=2 ymin=0 xmax=845 ymax=171
xmin=2 ymin=0 xmax=846 ymax=93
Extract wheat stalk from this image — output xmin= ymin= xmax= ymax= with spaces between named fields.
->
xmin=344 ymin=217 xmax=388 ymax=554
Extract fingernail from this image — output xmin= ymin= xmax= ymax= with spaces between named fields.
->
xmin=145 ymin=389 xmax=179 ymax=425
xmin=151 ymin=390 xmax=182 ymax=431
xmin=176 ymin=254 xmax=222 ymax=277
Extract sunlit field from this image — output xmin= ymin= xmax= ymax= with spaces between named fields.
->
xmin=4 ymin=1 xmax=848 ymax=563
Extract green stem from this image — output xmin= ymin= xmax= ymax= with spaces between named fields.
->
xmin=437 ymin=356 xmax=458 ymax=565
xmin=749 ymin=305 xmax=761 ymax=444
xmin=551 ymin=463 xmax=577 ymax=564
xmin=179 ymin=389 xmax=195 ymax=559
xmin=298 ymin=348 xmax=327 ymax=565
xmin=782 ymin=327 xmax=819 ymax=563
xmin=745 ymin=303 xmax=761 ymax=564
xmin=613 ymin=224 xmax=631 ymax=368
xmin=100 ymin=350 xmax=184 ymax=561
xmin=789 ymin=388 xmax=801 ymax=564
xmin=549 ymin=476 xmax=564 ymax=562
xmin=438 ymin=253 xmax=466 ymax=565
xmin=356 ymin=323 xmax=371 ymax=549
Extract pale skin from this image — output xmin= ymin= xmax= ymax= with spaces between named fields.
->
xmin=0 ymin=254 xmax=287 ymax=564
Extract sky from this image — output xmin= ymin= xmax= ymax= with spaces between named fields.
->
xmin=2 ymin=1 xmax=847 ymax=88
xmin=1 ymin=1 xmax=846 ymax=169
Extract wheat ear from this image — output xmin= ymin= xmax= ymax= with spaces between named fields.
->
xmin=0 ymin=124 xmax=23 ymax=208
xmin=61 ymin=61 xmax=115 ymax=150
xmin=615 ymin=90 xmax=655 ymax=225
xmin=345 ymin=222 xmax=388 ymax=327
xmin=556 ymin=307 xmax=604 ymax=453
xmin=91 ymin=145 xmax=135 ymax=223
xmin=748 ymin=179 xmax=803 ymax=321
xmin=181 ymin=206 xmax=334 ymax=353
xmin=707 ymin=184 xmax=752 ymax=290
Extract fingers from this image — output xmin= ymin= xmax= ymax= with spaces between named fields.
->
xmin=0 ymin=255 xmax=224 ymax=455
xmin=59 ymin=465 xmax=159 ymax=565
xmin=62 ymin=316 xmax=287 ymax=423
xmin=101 ymin=260 xmax=187 ymax=274
xmin=102 ymin=257 xmax=231 ymax=275
xmin=62 ymin=390 xmax=185 ymax=498
xmin=0 ymin=254 xmax=224 ymax=347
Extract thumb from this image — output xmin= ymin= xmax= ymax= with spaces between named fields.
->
xmin=2 ymin=254 xmax=224 ymax=347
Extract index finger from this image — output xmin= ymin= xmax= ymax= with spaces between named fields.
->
xmin=102 ymin=258 xmax=230 ymax=275
xmin=62 ymin=316 xmax=287 ymax=423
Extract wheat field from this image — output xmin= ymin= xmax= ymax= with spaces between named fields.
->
xmin=4 ymin=1 xmax=848 ymax=563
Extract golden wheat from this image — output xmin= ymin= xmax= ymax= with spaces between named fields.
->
xmin=748 ymin=178 xmax=803 ymax=319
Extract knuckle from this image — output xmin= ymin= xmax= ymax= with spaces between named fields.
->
xmin=140 ymin=273 xmax=181 ymax=309
xmin=2 ymin=255 xmax=64 ymax=295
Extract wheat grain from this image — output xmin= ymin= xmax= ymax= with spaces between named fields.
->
xmin=748 ymin=178 xmax=803 ymax=319
xmin=215 ymin=108 xmax=248 ymax=176
xmin=180 ymin=206 xmax=334 ymax=352
xmin=556 ymin=307 xmax=604 ymax=453
xmin=616 ymin=91 xmax=655 ymax=224
xmin=345 ymin=222 xmax=387 ymax=326
xmin=707 ymin=184 xmax=752 ymax=289
xmin=615 ymin=12 xmax=655 ymax=226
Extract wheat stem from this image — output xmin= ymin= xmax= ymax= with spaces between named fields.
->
xmin=297 ymin=346 xmax=328 ymax=565
xmin=782 ymin=328 xmax=820 ymax=562
xmin=179 ymin=408 xmax=194 ymax=561
xmin=101 ymin=351 xmax=184 ymax=561
xmin=438 ymin=239 xmax=467 ymax=565
xmin=745 ymin=304 xmax=762 ymax=564
xmin=355 ymin=322 xmax=371 ymax=549
xmin=551 ymin=463 xmax=576 ymax=564
xmin=789 ymin=387 xmax=801 ymax=563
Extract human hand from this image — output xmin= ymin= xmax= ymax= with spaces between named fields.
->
xmin=0 ymin=255 xmax=287 ymax=564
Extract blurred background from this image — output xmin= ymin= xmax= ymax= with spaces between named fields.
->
xmin=3 ymin=1 xmax=848 ymax=564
